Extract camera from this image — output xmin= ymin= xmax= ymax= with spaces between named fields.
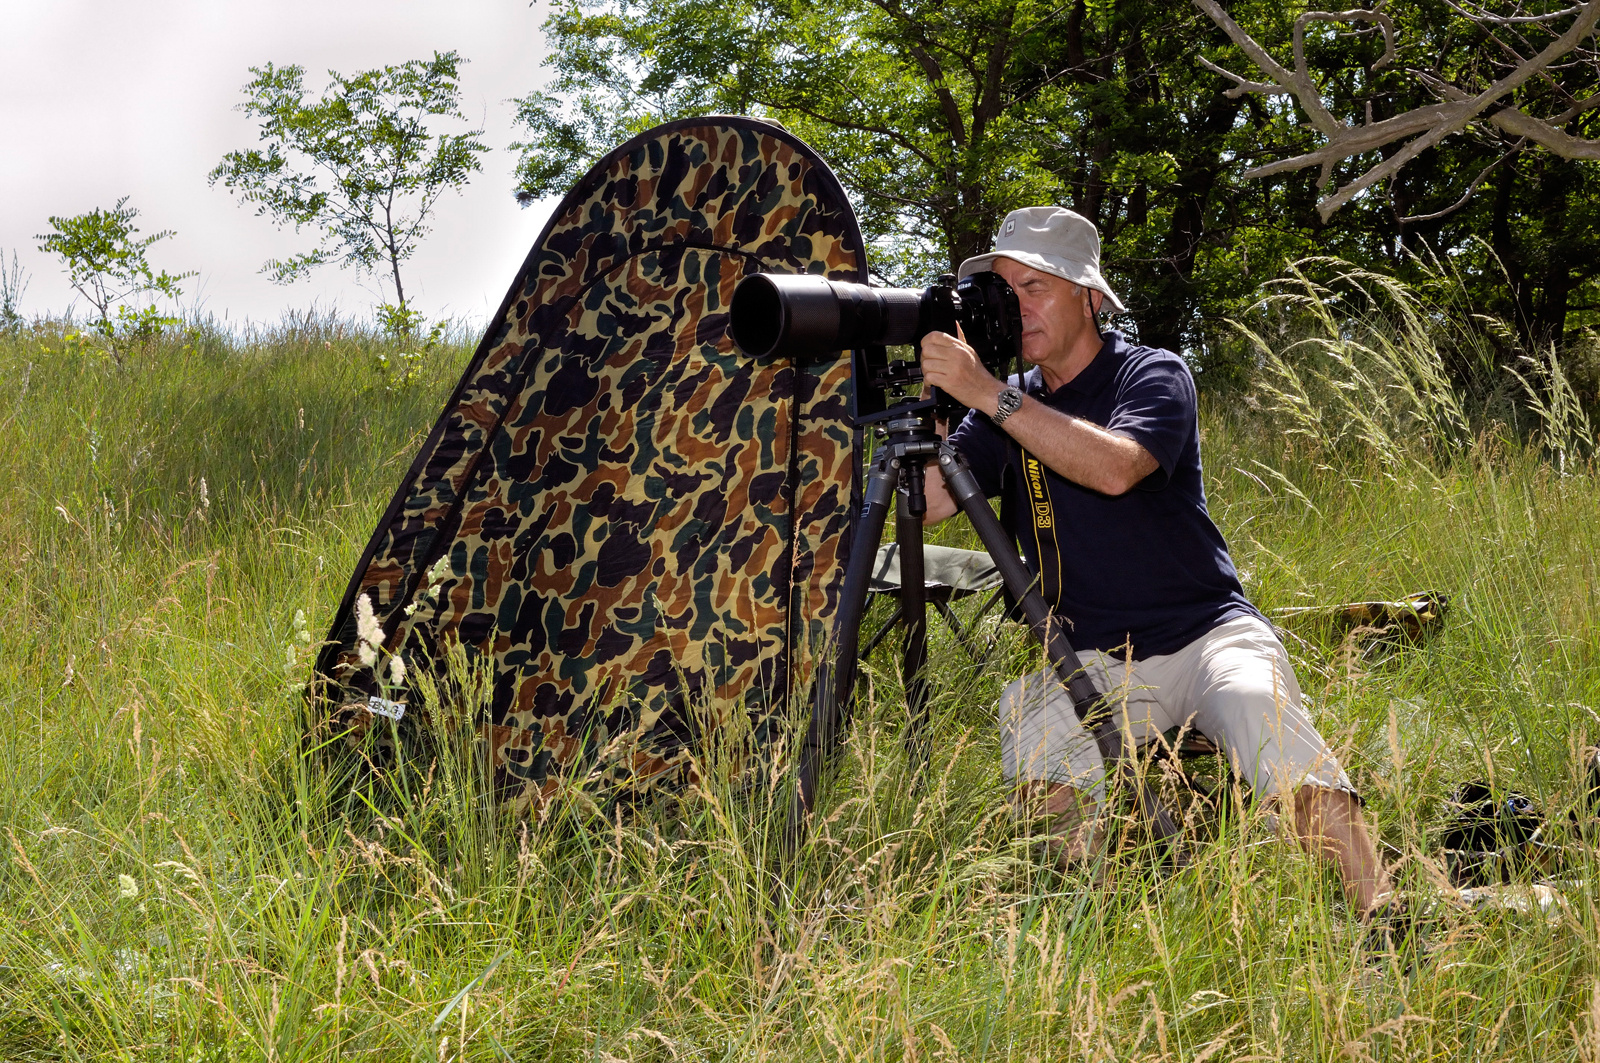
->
xmin=728 ymin=270 xmax=1023 ymax=422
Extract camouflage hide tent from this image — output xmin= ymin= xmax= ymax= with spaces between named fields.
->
xmin=311 ymin=117 xmax=867 ymax=807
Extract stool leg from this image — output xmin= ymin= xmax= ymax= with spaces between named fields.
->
xmin=932 ymin=597 xmax=984 ymax=662
xmin=860 ymin=599 xmax=904 ymax=660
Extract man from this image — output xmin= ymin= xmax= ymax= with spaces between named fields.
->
xmin=919 ymin=206 xmax=1391 ymax=917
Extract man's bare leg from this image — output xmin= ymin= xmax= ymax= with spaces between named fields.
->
xmin=1293 ymin=785 xmax=1392 ymax=915
xmin=1015 ymin=781 xmax=1103 ymax=868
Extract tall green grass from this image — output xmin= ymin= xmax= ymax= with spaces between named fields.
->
xmin=2 ymin=281 xmax=1600 ymax=1061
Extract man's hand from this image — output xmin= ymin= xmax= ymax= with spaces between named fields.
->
xmin=920 ymin=327 xmax=1003 ymax=416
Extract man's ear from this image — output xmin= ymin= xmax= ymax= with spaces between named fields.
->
xmin=1088 ymin=289 xmax=1104 ymax=318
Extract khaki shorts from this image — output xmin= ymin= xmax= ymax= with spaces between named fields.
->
xmin=998 ymin=615 xmax=1352 ymax=805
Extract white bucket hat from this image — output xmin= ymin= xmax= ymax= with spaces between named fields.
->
xmin=957 ymin=206 xmax=1126 ymax=314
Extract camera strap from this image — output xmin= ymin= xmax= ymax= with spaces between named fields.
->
xmin=1016 ymin=444 xmax=1065 ymax=619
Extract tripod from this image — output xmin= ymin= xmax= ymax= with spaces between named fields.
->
xmin=790 ymin=399 xmax=1185 ymax=853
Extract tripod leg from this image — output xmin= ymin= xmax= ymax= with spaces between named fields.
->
xmin=935 ymin=447 xmax=1107 ymax=734
xmin=936 ymin=444 xmax=1186 ymax=853
xmin=896 ymin=485 xmax=930 ymax=783
xmin=791 ymin=450 xmax=898 ymax=830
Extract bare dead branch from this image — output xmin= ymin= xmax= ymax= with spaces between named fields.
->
xmin=1450 ymin=0 xmax=1588 ymax=23
xmin=1196 ymin=55 xmax=1291 ymax=97
xmin=1193 ymin=0 xmax=1343 ymax=136
xmin=1479 ymin=100 xmax=1600 ymax=154
xmin=1399 ymin=136 xmax=1526 ymax=222
xmin=1193 ymin=0 xmax=1600 ymax=218
xmin=1315 ymin=122 xmax=1458 ymax=216
xmin=1427 ymin=77 xmax=1600 ymax=157
xmin=1295 ymin=9 xmax=1398 ymax=72
xmin=1240 ymin=102 xmax=1461 ymax=178
xmin=1551 ymin=90 xmax=1600 ymax=122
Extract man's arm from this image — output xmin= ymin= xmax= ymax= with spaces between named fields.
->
xmin=986 ymin=395 xmax=1156 ymax=495
xmin=920 ymin=331 xmax=1159 ymax=498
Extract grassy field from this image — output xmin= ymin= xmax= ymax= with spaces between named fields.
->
xmin=2 ymin=286 xmax=1600 ymax=1061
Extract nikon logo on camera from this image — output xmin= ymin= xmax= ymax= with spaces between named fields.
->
xmin=1024 ymin=455 xmax=1053 ymax=530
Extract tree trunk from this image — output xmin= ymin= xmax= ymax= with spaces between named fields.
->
xmin=390 ymin=247 xmax=407 ymax=314
xmin=947 ymin=195 xmax=994 ymax=276
xmin=1491 ymin=164 xmax=1531 ymax=343
xmin=1533 ymin=162 xmax=1574 ymax=343
xmin=1137 ymin=88 xmax=1242 ymax=353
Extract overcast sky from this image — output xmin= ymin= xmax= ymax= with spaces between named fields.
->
xmin=0 ymin=0 xmax=562 ymax=330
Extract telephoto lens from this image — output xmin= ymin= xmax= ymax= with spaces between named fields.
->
xmin=728 ymin=274 xmax=922 ymax=361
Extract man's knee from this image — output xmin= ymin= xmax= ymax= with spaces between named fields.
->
xmin=1193 ymin=661 xmax=1345 ymax=796
xmin=997 ymin=670 xmax=1107 ymax=792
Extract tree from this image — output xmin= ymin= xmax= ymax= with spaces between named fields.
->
xmin=515 ymin=0 xmax=1600 ymax=361
xmin=210 ymin=51 xmax=489 ymax=320
xmin=514 ymin=0 xmax=1340 ymax=356
xmin=1191 ymin=0 xmax=1600 ymax=344
xmin=512 ymin=0 xmax=1082 ymax=283
xmin=35 ymin=197 xmax=191 ymax=339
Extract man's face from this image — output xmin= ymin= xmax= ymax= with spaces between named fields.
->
xmin=992 ymin=258 xmax=1100 ymax=367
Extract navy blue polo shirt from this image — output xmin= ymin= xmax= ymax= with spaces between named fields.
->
xmin=947 ymin=330 xmax=1261 ymax=659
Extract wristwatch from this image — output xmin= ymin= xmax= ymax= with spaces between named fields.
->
xmin=991 ymin=385 xmax=1024 ymax=427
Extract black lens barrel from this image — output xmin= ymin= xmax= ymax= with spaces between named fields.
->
xmin=729 ymin=274 xmax=922 ymax=360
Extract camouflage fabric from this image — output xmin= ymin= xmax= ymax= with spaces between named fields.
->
xmin=313 ymin=117 xmax=866 ymax=805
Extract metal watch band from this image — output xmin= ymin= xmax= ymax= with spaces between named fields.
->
xmin=991 ymin=385 xmax=1024 ymax=426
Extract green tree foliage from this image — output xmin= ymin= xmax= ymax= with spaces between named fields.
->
xmin=515 ymin=0 xmax=1600 ymax=371
xmin=1194 ymin=0 xmax=1600 ymax=350
xmin=513 ymin=0 xmax=1077 ymax=283
xmin=210 ymin=51 xmax=489 ymax=317
xmin=509 ymin=0 xmax=1335 ymax=360
xmin=35 ymin=198 xmax=192 ymax=340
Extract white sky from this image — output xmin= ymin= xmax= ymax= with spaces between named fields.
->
xmin=0 ymin=0 xmax=562 ymax=330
